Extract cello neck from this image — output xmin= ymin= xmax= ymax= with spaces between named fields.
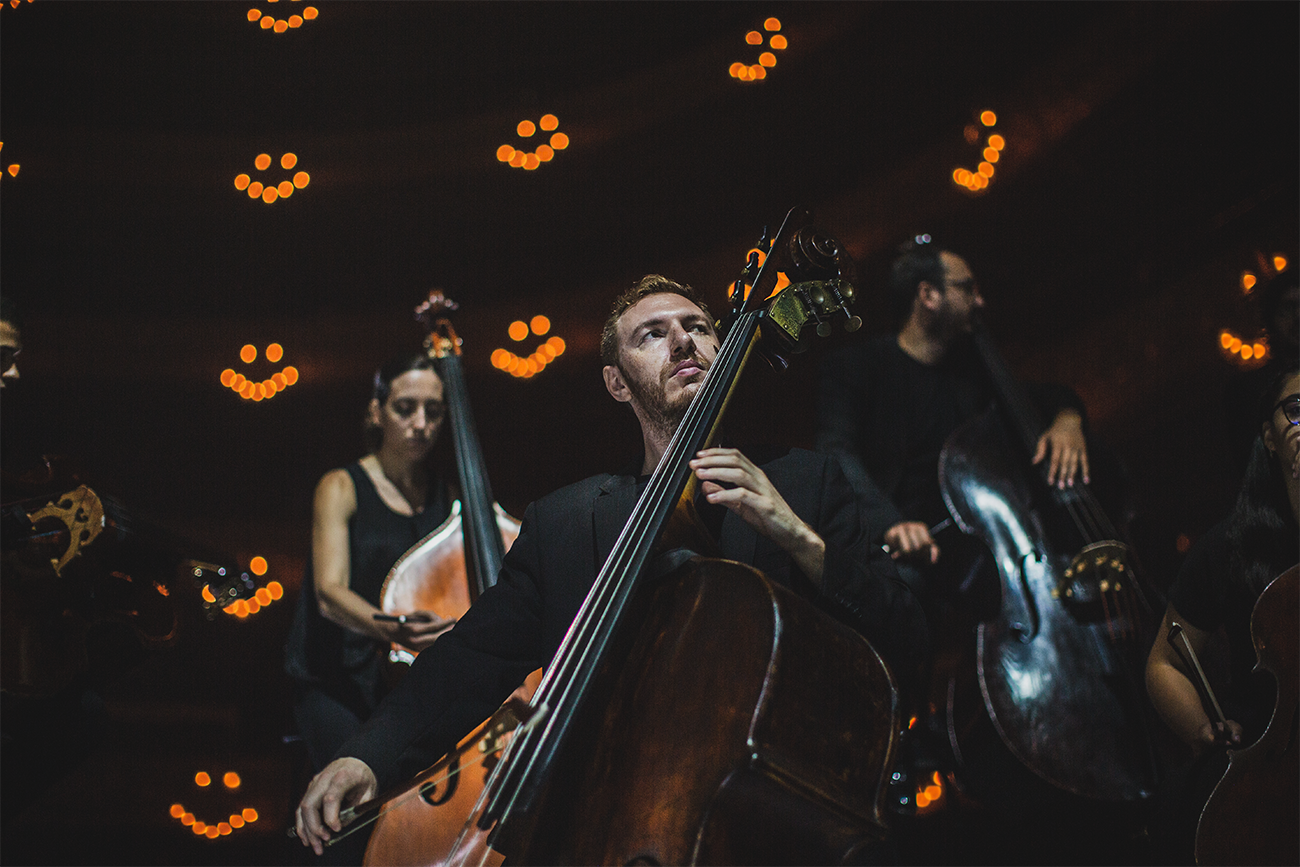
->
xmin=415 ymin=291 xmax=506 ymax=598
xmin=437 ymin=350 xmax=506 ymax=598
xmin=969 ymin=316 xmax=1047 ymax=455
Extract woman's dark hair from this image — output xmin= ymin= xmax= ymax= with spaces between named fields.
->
xmin=1227 ymin=365 xmax=1300 ymax=596
xmin=363 ymin=354 xmax=438 ymax=452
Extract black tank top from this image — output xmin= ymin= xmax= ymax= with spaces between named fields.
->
xmin=284 ymin=462 xmax=451 ymax=714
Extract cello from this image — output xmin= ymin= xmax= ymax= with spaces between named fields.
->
xmin=437 ymin=207 xmax=900 ymax=865
xmin=940 ymin=315 xmax=1161 ymax=815
xmin=363 ymin=292 xmax=530 ymax=867
xmin=1192 ymin=565 xmax=1298 ymax=866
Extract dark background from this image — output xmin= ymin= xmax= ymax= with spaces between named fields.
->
xmin=1 ymin=2 xmax=1296 ymax=864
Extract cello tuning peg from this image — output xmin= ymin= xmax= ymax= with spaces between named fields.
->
xmin=844 ymin=314 xmax=862 ymax=333
xmin=816 ymin=322 xmax=832 ymax=338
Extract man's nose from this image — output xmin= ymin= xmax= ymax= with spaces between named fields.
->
xmin=670 ymin=326 xmax=695 ymax=355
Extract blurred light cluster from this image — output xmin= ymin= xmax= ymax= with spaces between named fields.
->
xmin=952 ymin=111 xmax=1003 ymax=193
xmin=234 ymin=153 xmax=310 ymax=204
xmin=200 ymin=555 xmax=285 ymax=617
xmin=491 ymin=315 xmax=566 ymax=378
xmin=1219 ymin=330 xmax=1269 ymax=366
xmin=0 ymin=142 xmax=18 ymax=179
xmin=497 ymin=115 xmax=569 ymax=170
xmin=729 ymin=17 xmax=786 ymax=82
xmin=1240 ymin=255 xmax=1289 ymax=295
xmin=914 ymin=769 xmax=947 ymax=813
xmin=220 ymin=343 xmax=300 ymax=401
xmin=4 ymin=1 xmax=34 ymax=10
xmin=246 ymin=1 xmax=317 ymax=33
xmin=169 ymin=771 xmax=260 ymax=840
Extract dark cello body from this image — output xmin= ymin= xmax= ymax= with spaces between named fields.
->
xmin=940 ymin=324 xmax=1159 ymax=813
xmin=444 ymin=207 xmax=898 ymax=865
xmin=1195 ymin=565 xmax=1298 ymax=866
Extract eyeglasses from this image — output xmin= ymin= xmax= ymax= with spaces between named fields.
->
xmin=1274 ymin=395 xmax=1300 ymax=425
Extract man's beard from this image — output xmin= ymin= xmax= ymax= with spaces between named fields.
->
xmin=620 ymin=362 xmax=701 ymax=433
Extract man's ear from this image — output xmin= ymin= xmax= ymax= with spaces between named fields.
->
xmin=603 ymin=365 xmax=632 ymax=403
xmin=917 ymin=281 xmax=944 ymax=312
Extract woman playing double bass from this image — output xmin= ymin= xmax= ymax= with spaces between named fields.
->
xmin=284 ymin=354 xmax=455 ymax=864
xmin=1145 ymin=365 xmax=1300 ymax=864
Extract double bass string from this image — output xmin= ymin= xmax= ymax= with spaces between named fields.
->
xmin=481 ymin=309 xmax=763 ymax=830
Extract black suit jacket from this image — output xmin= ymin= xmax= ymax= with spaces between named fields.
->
xmin=344 ymin=447 xmax=924 ymax=788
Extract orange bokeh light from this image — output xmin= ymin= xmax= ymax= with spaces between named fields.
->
xmin=266 ymin=343 xmax=283 ymax=363
xmin=250 ymin=556 xmax=268 ymax=576
xmin=260 ymin=16 xmax=273 ymax=29
xmin=170 ymin=804 xmax=185 ymax=818
xmin=517 ymin=120 xmax=536 ymax=137
xmin=1253 ymin=342 xmax=1267 ymax=357
xmin=243 ymin=808 xmax=259 ymax=823
xmin=247 ymin=181 xmax=264 ymax=199
xmin=1220 ymin=331 xmax=1233 ymax=349
xmin=1273 ymin=256 xmax=1288 ymax=272
xmin=770 ymin=35 xmax=788 ymax=50
xmin=547 ymin=336 xmax=566 ymax=354
xmin=254 ymin=153 xmax=272 ymax=171
xmin=256 ymin=588 xmax=272 ymax=605
xmin=240 ymin=344 xmax=257 ymax=364
xmin=759 ymin=52 xmax=776 ymax=67
xmin=293 ymin=171 xmax=309 ymax=189
xmin=980 ymin=110 xmax=997 ymax=126
xmin=746 ymin=30 xmax=762 ymax=45
xmin=304 ymin=7 xmax=318 ymax=19
xmin=277 ymin=181 xmax=293 ymax=197
xmin=230 ymin=814 xmax=245 ymax=829
xmin=752 ymin=65 xmax=766 ymax=80
xmin=267 ymin=581 xmax=284 ymax=600
xmin=765 ymin=17 xmax=781 ymax=31
xmin=977 ymin=161 xmax=994 ymax=178
xmin=530 ymin=315 xmax=550 ymax=335
xmin=193 ymin=822 xmax=208 ymax=835
xmin=283 ymin=366 xmax=299 ymax=385
xmin=195 ymin=772 xmax=211 ymax=787
xmin=274 ymin=19 xmax=288 ymax=33
xmin=281 ymin=153 xmax=297 ymax=170
xmin=288 ymin=15 xmax=302 ymax=28
xmin=983 ymin=147 xmax=1000 ymax=162
xmin=1242 ymin=272 xmax=1257 ymax=291
xmin=497 ymin=145 xmax=515 ymax=162
xmin=181 ymin=812 xmax=196 ymax=826
xmin=247 ymin=9 xmax=261 ymax=21
xmin=508 ymin=321 xmax=529 ymax=341
xmin=218 ymin=822 xmax=233 ymax=835
xmin=523 ymin=154 xmax=540 ymax=170
xmin=540 ymin=114 xmax=558 ymax=131
xmin=262 ymin=186 xmax=279 ymax=204
xmin=491 ymin=348 xmax=509 ymax=369
xmin=509 ymin=151 xmax=525 ymax=167
xmin=223 ymin=772 xmax=241 ymax=789
xmin=988 ymin=134 xmax=1006 ymax=150
xmin=536 ymin=145 xmax=554 ymax=162
xmin=550 ymin=132 xmax=569 ymax=150
xmin=220 ymin=369 xmax=236 ymax=387
xmin=234 ymin=174 xmax=251 ymax=191
xmin=6 ymin=165 xmax=16 ymax=178
xmin=1241 ymin=345 xmax=1254 ymax=360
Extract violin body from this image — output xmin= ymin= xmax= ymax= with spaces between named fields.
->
xmin=1195 ymin=565 xmax=1298 ymax=866
xmin=941 ymin=407 xmax=1158 ymax=810
xmin=503 ymin=558 xmax=898 ymax=866
xmin=378 ymin=501 xmax=521 ymax=668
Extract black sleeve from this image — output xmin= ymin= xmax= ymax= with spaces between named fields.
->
xmin=815 ymin=349 xmax=906 ymax=540
xmin=340 ymin=504 xmax=549 ymax=789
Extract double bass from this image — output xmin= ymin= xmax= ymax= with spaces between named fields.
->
xmin=439 ymin=207 xmax=900 ymax=865
xmin=940 ymin=316 xmax=1161 ymax=815
xmin=362 ymin=292 xmax=528 ymax=866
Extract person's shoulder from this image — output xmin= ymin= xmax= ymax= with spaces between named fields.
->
xmin=822 ymin=332 xmax=896 ymax=363
xmin=529 ymin=471 xmax=629 ymax=512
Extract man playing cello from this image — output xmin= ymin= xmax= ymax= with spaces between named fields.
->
xmin=294 ymin=275 xmax=926 ymax=859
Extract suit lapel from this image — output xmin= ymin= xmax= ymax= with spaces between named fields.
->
xmin=593 ymin=473 xmax=640 ymax=569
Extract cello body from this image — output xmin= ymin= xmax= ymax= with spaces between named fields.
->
xmin=941 ymin=407 xmax=1158 ymax=810
xmin=1195 ymin=565 xmax=1298 ymax=866
xmin=507 ymin=559 xmax=899 ymax=866
xmin=378 ymin=502 xmax=521 ymax=668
